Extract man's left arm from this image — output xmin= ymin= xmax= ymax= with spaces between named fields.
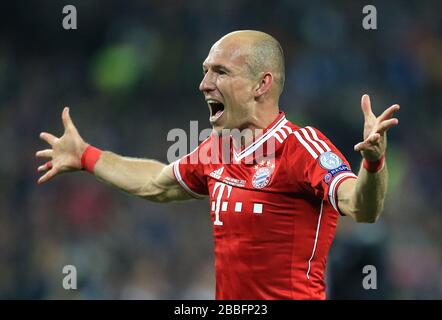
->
xmin=337 ymin=94 xmax=400 ymax=223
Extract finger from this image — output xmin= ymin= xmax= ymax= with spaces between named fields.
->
xmin=369 ymin=133 xmax=380 ymax=143
xmin=39 ymin=132 xmax=58 ymax=146
xmin=354 ymin=140 xmax=375 ymax=152
xmin=35 ymin=149 xmax=53 ymax=159
xmin=62 ymin=106 xmax=73 ymax=131
xmin=37 ymin=168 xmax=57 ymax=184
xmin=354 ymin=133 xmax=380 ymax=151
xmin=37 ymin=161 xmax=52 ymax=173
xmin=378 ymin=104 xmax=400 ymax=122
xmin=354 ymin=141 xmax=369 ymax=152
xmin=377 ymin=118 xmax=399 ymax=134
xmin=361 ymin=94 xmax=373 ymax=120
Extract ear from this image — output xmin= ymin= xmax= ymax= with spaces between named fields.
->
xmin=254 ymin=72 xmax=273 ymax=98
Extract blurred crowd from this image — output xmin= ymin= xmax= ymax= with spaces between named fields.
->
xmin=0 ymin=0 xmax=440 ymax=299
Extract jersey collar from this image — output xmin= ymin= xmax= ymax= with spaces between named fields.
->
xmin=232 ymin=111 xmax=289 ymax=163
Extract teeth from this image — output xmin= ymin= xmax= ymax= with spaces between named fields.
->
xmin=207 ymin=99 xmax=221 ymax=104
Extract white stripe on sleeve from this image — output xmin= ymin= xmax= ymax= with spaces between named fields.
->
xmin=294 ymin=131 xmax=318 ymax=159
xmin=328 ymin=172 xmax=358 ymax=211
xmin=300 ymin=128 xmax=325 ymax=154
xmin=306 ymin=126 xmax=331 ymax=152
xmin=282 ymin=125 xmax=293 ymax=135
xmin=274 ymin=132 xmax=283 ymax=143
xmin=173 ymin=160 xmax=206 ymax=199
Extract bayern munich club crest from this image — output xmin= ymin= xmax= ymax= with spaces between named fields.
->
xmin=252 ymin=160 xmax=275 ymax=189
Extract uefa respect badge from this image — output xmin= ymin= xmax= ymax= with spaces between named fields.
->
xmin=319 ymin=151 xmax=343 ymax=170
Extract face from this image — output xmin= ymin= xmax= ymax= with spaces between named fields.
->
xmin=199 ymin=40 xmax=257 ymax=134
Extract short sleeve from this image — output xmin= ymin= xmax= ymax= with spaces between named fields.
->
xmin=172 ymin=142 xmax=210 ymax=199
xmin=292 ymin=126 xmax=357 ymax=214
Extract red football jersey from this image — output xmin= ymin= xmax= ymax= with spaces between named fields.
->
xmin=173 ymin=112 xmax=357 ymax=300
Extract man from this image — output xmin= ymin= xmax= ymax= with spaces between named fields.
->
xmin=36 ymin=30 xmax=399 ymax=299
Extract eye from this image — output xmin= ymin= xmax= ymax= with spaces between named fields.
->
xmin=215 ymin=68 xmax=229 ymax=76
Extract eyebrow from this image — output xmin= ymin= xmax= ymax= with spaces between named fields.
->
xmin=202 ymin=64 xmax=230 ymax=73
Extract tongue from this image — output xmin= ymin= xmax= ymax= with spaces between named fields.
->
xmin=210 ymin=109 xmax=224 ymax=122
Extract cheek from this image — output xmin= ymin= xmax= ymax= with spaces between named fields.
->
xmin=228 ymin=80 xmax=253 ymax=103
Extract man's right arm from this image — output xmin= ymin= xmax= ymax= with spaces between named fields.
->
xmin=93 ymin=153 xmax=193 ymax=202
xmin=36 ymin=107 xmax=195 ymax=203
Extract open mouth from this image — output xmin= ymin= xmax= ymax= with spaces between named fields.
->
xmin=207 ymin=99 xmax=225 ymax=123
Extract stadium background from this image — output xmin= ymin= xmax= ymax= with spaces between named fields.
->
xmin=0 ymin=0 xmax=440 ymax=299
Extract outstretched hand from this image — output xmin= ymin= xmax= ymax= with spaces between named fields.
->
xmin=354 ymin=94 xmax=400 ymax=161
xmin=36 ymin=107 xmax=88 ymax=184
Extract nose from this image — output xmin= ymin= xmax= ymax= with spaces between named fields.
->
xmin=199 ymin=71 xmax=216 ymax=93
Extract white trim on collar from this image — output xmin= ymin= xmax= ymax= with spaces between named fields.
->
xmin=233 ymin=115 xmax=288 ymax=161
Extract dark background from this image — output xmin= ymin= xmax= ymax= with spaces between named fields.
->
xmin=0 ymin=0 xmax=440 ymax=299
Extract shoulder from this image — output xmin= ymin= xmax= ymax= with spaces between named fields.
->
xmin=185 ymin=134 xmax=214 ymax=159
xmin=283 ymin=123 xmax=334 ymax=161
xmin=196 ymin=134 xmax=214 ymax=150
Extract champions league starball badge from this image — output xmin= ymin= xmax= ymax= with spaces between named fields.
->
xmin=252 ymin=160 xmax=275 ymax=189
xmin=323 ymin=173 xmax=333 ymax=184
xmin=319 ymin=151 xmax=343 ymax=170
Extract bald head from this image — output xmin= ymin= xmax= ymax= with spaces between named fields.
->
xmin=216 ymin=30 xmax=285 ymax=97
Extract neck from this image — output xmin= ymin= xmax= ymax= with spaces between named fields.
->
xmin=232 ymin=107 xmax=280 ymax=150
